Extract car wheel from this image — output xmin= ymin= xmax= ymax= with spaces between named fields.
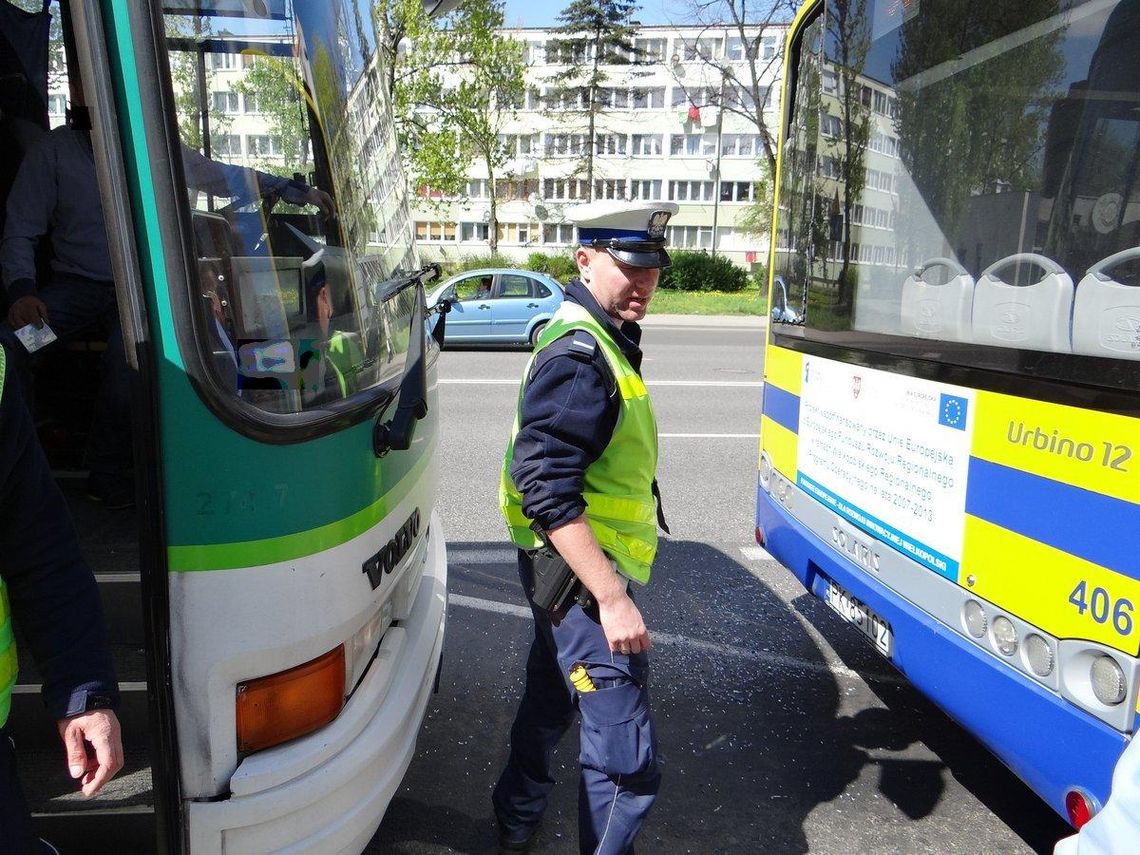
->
xmin=529 ymin=321 xmax=547 ymax=349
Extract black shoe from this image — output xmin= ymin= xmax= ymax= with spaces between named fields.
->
xmin=86 ymin=471 xmax=135 ymax=510
xmin=496 ymin=819 xmax=540 ymax=852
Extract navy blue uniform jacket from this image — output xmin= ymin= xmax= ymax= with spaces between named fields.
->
xmin=510 ymin=279 xmax=646 ymax=531
xmin=1 ymin=347 xmax=118 ymax=719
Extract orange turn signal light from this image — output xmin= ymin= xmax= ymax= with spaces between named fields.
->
xmin=236 ymin=645 xmax=346 ymax=754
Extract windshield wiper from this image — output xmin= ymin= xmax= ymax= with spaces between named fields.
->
xmin=373 ymin=264 xmax=441 ymax=457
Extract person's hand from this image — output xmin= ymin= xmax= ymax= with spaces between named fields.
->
xmin=304 ymin=186 xmax=335 ymax=219
xmin=597 ymin=592 xmax=652 ymax=655
xmin=57 ymin=709 xmax=124 ymax=797
xmin=7 ymin=295 xmax=48 ymax=329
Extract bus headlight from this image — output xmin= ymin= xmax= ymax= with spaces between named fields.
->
xmin=345 ymin=599 xmax=394 ymax=694
xmin=962 ymin=600 xmax=987 ymax=638
xmin=991 ymin=616 xmax=1018 ymax=657
xmin=1090 ymin=655 xmax=1126 ymax=706
xmin=1023 ymin=634 xmax=1054 ymax=678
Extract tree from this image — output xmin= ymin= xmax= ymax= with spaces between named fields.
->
xmin=667 ymin=0 xmax=797 ymax=178
xmin=544 ymin=0 xmax=643 ymax=202
xmin=394 ymin=0 xmax=526 ymax=251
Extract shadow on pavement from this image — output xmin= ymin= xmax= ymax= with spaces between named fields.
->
xmin=369 ymin=539 xmax=977 ymax=854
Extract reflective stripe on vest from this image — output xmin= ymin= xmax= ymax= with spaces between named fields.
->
xmin=0 ymin=348 xmax=16 ymax=726
xmin=500 ymin=301 xmax=659 ymax=584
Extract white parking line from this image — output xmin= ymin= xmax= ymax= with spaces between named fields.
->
xmin=449 ymin=592 xmax=898 ymax=683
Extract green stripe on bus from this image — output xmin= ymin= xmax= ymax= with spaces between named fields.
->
xmin=167 ymin=439 xmax=433 ymax=571
xmin=101 ymin=1 xmax=183 ymax=368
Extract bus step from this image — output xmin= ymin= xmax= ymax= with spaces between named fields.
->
xmin=93 ymin=571 xmax=144 ymax=645
xmin=32 ymin=807 xmax=156 ymax=855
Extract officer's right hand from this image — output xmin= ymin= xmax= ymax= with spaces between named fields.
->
xmin=598 ymin=593 xmax=652 ymax=655
xmin=57 ymin=709 xmax=124 ymax=797
xmin=8 ymin=295 xmax=49 ymax=329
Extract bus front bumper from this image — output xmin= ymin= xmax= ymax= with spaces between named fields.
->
xmin=757 ymin=485 xmax=1127 ymax=821
xmin=186 ymin=512 xmax=448 ymax=854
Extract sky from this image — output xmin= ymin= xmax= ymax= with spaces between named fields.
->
xmin=501 ymin=0 xmax=697 ymax=29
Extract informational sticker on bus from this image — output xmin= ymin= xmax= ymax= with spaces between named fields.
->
xmin=796 ymin=355 xmax=974 ymax=580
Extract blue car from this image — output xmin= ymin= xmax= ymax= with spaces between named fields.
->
xmin=429 ymin=268 xmax=565 ymax=347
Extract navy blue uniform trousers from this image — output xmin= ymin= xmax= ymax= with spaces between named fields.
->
xmin=493 ymin=553 xmax=660 ymax=854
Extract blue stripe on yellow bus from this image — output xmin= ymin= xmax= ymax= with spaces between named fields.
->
xmin=965 ymin=458 xmax=1140 ymax=583
xmin=762 ymin=383 xmax=800 ymax=434
xmin=962 ymin=515 xmax=1140 ymax=657
xmin=973 ymin=389 xmax=1140 ymax=507
xmin=760 ymin=414 xmax=798 ymax=480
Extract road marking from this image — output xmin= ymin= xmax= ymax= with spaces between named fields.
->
xmin=440 ymin=379 xmax=763 ymax=388
xmin=449 ymin=593 xmax=899 ymax=684
xmin=740 ymin=545 xmax=775 ymax=562
xmin=660 ymin=433 xmax=758 ymax=439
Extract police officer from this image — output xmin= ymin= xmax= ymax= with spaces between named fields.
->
xmin=493 ymin=200 xmax=678 ymax=853
xmin=0 ymin=343 xmax=123 ymax=852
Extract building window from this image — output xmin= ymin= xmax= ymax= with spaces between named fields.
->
xmin=209 ymin=133 xmax=242 ymax=156
xmin=460 ymin=222 xmax=489 ymax=241
xmin=672 ymin=86 xmax=719 ymax=108
xmin=246 ymin=135 xmax=280 ymax=157
xmin=668 ymin=180 xmax=715 ymax=202
xmin=207 ymin=52 xmax=240 ymax=70
xmin=545 ymin=133 xmax=589 ymax=157
xmin=211 ymin=91 xmax=240 ymax=113
xmin=594 ymin=179 xmax=627 ymax=200
xmin=720 ymin=181 xmax=754 ymax=202
xmin=243 ymin=92 xmax=261 ymax=113
xmin=670 ymin=133 xmax=717 ymax=156
xmin=542 ymin=223 xmax=576 ymax=244
xmin=630 ymin=179 xmax=663 ymax=201
xmin=525 ymin=87 xmax=542 ymax=110
xmin=630 ymin=87 xmax=665 ymax=109
xmin=466 ymin=179 xmax=489 ymax=199
xmin=595 ymin=133 xmax=627 ymax=155
xmin=682 ymin=37 xmax=722 ymax=61
xmin=667 ymin=225 xmax=714 ymax=248
xmin=633 ymin=37 xmax=666 ymax=62
xmin=542 ymin=178 xmax=590 ymax=201
xmin=631 ymin=134 xmax=663 ymax=156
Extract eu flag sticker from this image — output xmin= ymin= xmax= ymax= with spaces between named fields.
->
xmin=938 ymin=394 xmax=968 ymax=430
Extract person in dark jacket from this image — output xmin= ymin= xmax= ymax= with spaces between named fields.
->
xmin=494 ymin=200 xmax=678 ymax=854
xmin=0 ymin=343 xmax=122 ymax=852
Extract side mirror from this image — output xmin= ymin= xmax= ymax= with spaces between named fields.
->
xmin=437 ymin=298 xmax=452 ymax=314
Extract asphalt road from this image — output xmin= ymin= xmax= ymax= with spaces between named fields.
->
xmin=368 ymin=317 xmax=1073 ymax=854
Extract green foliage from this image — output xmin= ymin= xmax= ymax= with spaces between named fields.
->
xmin=231 ymin=56 xmax=312 ymax=179
xmin=525 ymin=252 xmax=579 ymax=282
xmin=544 ymin=0 xmax=642 ymax=196
xmin=649 ymin=289 xmax=766 ymax=316
xmin=393 ymin=0 xmax=526 ymax=248
xmin=659 ymin=251 xmax=750 ymax=292
xmin=443 ymin=253 xmax=518 ymax=275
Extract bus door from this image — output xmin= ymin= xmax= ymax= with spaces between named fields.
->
xmin=5 ymin=1 xmax=448 ymax=850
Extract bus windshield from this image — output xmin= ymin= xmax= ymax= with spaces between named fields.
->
xmin=163 ymin=0 xmax=418 ymax=414
xmin=774 ymin=0 xmax=1140 ymax=388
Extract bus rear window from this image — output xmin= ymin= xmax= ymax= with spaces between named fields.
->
xmin=773 ymin=0 xmax=1140 ymax=386
xmin=163 ymin=2 xmax=418 ymax=415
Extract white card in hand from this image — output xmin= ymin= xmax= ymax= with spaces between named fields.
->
xmin=14 ymin=322 xmax=58 ymax=353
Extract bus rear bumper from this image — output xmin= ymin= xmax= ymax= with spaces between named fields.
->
xmin=757 ymin=488 xmax=1126 ymax=821
xmin=186 ymin=511 xmax=448 ymax=854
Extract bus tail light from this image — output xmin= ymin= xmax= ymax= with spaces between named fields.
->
xmin=1064 ymin=788 xmax=1098 ymax=829
xmin=236 ymin=646 xmax=346 ymax=754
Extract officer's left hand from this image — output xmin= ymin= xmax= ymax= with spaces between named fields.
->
xmin=57 ymin=709 xmax=124 ymax=797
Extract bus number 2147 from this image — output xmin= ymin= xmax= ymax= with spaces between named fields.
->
xmin=1069 ymin=581 xmax=1134 ymax=636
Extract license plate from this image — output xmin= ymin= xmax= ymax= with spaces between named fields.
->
xmin=825 ymin=579 xmax=893 ymax=657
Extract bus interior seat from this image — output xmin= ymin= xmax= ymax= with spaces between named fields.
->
xmin=899 ymin=258 xmax=974 ymax=341
xmin=852 ymin=275 xmax=903 ymax=335
xmin=1072 ymin=247 xmax=1140 ymax=359
xmin=970 ymin=253 xmax=1074 ymax=352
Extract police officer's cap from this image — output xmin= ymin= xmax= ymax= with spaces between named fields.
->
xmin=567 ymin=201 xmax=680 ymax=269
